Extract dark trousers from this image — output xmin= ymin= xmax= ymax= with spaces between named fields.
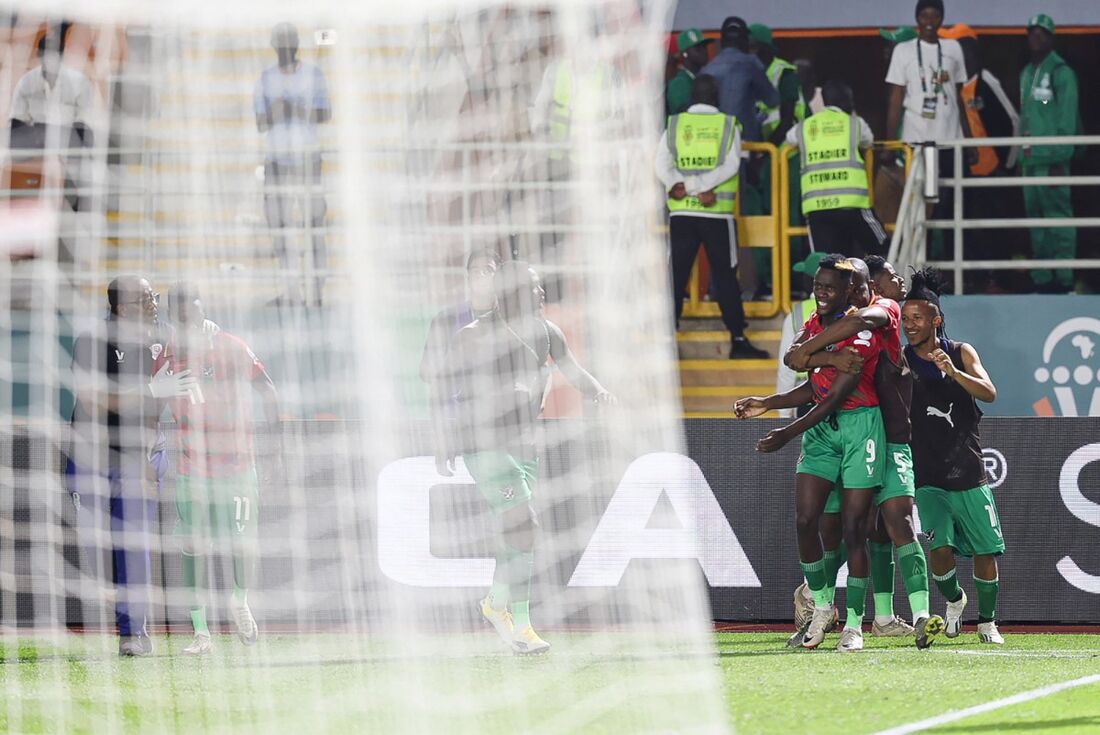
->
xmin=670 ymin=215 xmax=746 ymax=337
xmin=265 ymin=155 xmax=327 ymax=302
xmin=67 ymin=450 xmax=165 ymax=637
xmin=806 ymin=208 xmax=888 ymax=258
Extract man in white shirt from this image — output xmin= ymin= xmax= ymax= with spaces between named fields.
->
xmin=656 ymin=74 xmax=766 ymax=359
xmin=10 ymin=31 xmax=96 ymax=149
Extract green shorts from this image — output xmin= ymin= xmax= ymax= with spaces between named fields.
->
xmin=463 ymin=451 xmax=538 ymax=513
xmin=878 ymin=442 xmax=916 ymax=506
xmin=174 ymin=468 xmax=259 ymax=544
xmin=797 ymin=406 xmax=885 ymax=491
xmin=915 ymin=484 xmax=1005 ymax=557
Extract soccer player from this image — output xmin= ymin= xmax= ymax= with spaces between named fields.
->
xmin=786 ymin=257 xmax=944 ymax=648
xmin=739 ymin=255 xmax=885 ymax=652
xmin=420 ymin=249 xmax=502 ymax=477
xmin=164 ymin=284 xmax=280 ymax=655
xmin=446 ymin=261 xmax=613 ymax=655
xmin=902 ymin=268 xmax=1004 ymax=644
xmin=68 ymin=276 xmax=195 ymax=656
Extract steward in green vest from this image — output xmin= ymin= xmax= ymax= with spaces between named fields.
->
xmin=665 ymin=109 xmax=740 ymax=215
xmin=749 ymin=24 xmax=806 ymax=145
xmin=786 ymin=80 xmax=888 ymax=257
xmin=547 ymin=61 xmax=613 ymax=161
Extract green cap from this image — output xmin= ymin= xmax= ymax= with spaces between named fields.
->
xmin=676 ymin=28 xmax=713 ymax=53
xmin=748 ymin=23 xmax=774 ymax=48
xmin=793 ymin=251 xmax=828 ymax=276
xmin=1027 ymin=14 xmax=1055 ymax=34
xmin=879 ymin=26 xmax=918 ymax=43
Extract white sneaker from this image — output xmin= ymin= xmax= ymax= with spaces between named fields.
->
xmin=837 ymin=627 xmax=863 ymax=652
xmin=945 ymin=590 xmax=968 ymax=638
xmin=978 ymin=621 xmax=1004 ymax=645
xmin=801 ymin=606 xmax=834 ymax=649
xmin=793 ymin=582 xmax=814 ymax=631
xmin=182 ymin=633 xmax=213 ymax=656
xmin=479 ymin=596 xmax=514 ymax=646
xmin=871 ymin=616 xmax=915 ymax=637
xmin=231 ymin=598 xmax=258 ymax=646
xmin=511 ymin=625 xmax=550 ymax=656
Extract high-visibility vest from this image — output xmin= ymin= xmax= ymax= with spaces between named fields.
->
xmin=797 ymin=108 xmax=870 ymax=215
xmin=792 ymin=298 xmax=818 ymax=382
xmin=960 ymin=76 xmax=999 ymax=177
xmin=757 ymin=57 xmax=807 ymax=140
xmin=666 ymin=111 xmax=740 ymax=215
xmin=549 ymin=62 xmax=609 ymax=160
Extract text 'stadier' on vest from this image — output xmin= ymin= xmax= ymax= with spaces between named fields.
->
xmin=667 ymin=112 xmax=740 ymax=215
xmin=797 ymin=108 xmax=870 ymax=215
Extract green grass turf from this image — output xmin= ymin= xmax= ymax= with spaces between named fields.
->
xmin=719 ymin=632 xmax=1100 ymax=735
xmin=0 ymin=631 xmax=1098 ymax=733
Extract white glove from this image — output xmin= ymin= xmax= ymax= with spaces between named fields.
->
xmin=148 ymin=362 xmax=198 ymax=398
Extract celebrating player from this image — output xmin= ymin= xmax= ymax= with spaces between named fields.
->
xmin=737 ymin=254 xmax=885 ymax=652
xmin=902 ymin=268 xmax=1004 ymax=645
xmin=446 ymin=261 xmax=613 ymax=655
xmin=164 ymin=284 xmax=280 ymax=655
xmin=785 ymin=257 xmax=943 ymax=648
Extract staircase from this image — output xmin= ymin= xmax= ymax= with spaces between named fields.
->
xmin=678 ymin=315 xmax=783 ymax=417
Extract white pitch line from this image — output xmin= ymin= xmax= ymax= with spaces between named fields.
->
xmin=871 ymin=674 xmax=1100 ymax=735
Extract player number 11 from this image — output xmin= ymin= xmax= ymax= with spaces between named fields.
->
xmin=234 ymin=496 xmax=251 ymax=523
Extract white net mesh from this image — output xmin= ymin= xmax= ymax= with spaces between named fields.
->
xmin=0 ymin=2 xmax=729 ymax=731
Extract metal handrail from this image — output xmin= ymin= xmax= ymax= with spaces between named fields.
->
xmin=894 ymin=134 xmax=1100 ymax=293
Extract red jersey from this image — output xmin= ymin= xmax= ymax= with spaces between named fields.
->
xmin=871 ymin=295 xmax=903 ymax=365
xmin=165 ymin=331 xmax=268 ymax=478
xmin=803 ymin=308 xmax=883 ymax=410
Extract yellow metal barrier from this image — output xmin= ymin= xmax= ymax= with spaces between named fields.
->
xmin=778 ymin=141 xmax=912 ymax=313
xmin=683 ymin=141 xmax=783 ymax=319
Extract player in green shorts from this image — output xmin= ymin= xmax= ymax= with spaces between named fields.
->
xmin=786 ymin=258 xmax=941 ymax=648
xmin=903 ymin=268 xmax=1005 ymax=645
xmin=166 ymin=285 xmax=280 ymax=655
xmin=737 ymin=255 xmax=887 ymax=652
xmin=445 ymin=261 xmax=612 ymax=655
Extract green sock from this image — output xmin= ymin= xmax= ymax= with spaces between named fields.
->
xmin=181 ymin=552 xmax=209 ymax=635
xmin=869 ymin=542 xmax=895 ymax=621
xmin=933 ymin=568 xmax=964 ymax=603
xmin=974 ymin=576 xmax=999 ymax=622
xmin=505 ymin=546 xmax=534 ymax=629
xmin=845 ymin=576 xmax=869 ymax=630
xmin=822 ymin=545 xmax=846 ymax=604
xmin=489 ymin=543 xmax=511 ymax=609
xmin=897 ymin=541 xmax=930 ymax=620
xmin=800 ymin=558 xmax=831 ymax=608
xmin=232 ymin=542 xmax=254 ymax=603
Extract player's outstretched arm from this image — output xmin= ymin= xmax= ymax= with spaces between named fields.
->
xmin=734 ymin=381 xmax=814 ymax=418
xmin=756 ymin=371 xmax=861 ymax=453
xmin=546 ymin=321 xmax=614 ymax=404
xmin=785 ymin=305 xmax=889 ymax=370
xmin=930 ymin=342 xmax=997 ymax=403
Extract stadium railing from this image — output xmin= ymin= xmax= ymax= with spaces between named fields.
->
xmin=890 ymin=134 xmax=1100 ymax=293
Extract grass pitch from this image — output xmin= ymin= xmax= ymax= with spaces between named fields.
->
xmin=0 ymin=630 xmax=1098 ymax=733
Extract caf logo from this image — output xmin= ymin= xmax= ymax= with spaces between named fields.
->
xmin=807 ymin=120 xmax=819 ymax=139
xmin=1032 ymin=317 xmax=1100 ymax=416
xmin=682 ymin=125 xmax=694 ymax=145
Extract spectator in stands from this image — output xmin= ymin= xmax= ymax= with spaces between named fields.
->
xmin=775 ymin=251 xmax=826 ymax=418
xmin=939 ymin=23 xmax=1020 ymax=291
xmin=748 ymin=24 xmax=804 ymax=148
xmin=795 ymin=59 xmax=823 ymax=116
xmin=701 ymin=16 xmax=778 ymax=144
xmin=656 ymin=75 xmax=767 ymax=359
xmin=884 ymin=0 xmax=974 ymax=262
xmin=255 ymin=22 xmax=332 ymax=306
xmin=1019 ymin=14 xmax=1080 ymax=293
xmin=785 ymin=80 xmax=886 ymax=258
xmin=10 ymin=27 xmax=95 ymax=150
xmin=666 ymin=29 xmax=713 ymax=117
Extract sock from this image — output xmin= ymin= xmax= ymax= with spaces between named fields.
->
xmin=233 ymin=585 xmax=247 ymax=606
xmin=869 ymin=542 xmax=895 ymax=623
xmin=897 ymin=541 xmax=930 ymax=621
xmin=822 ymin=544 xmax=846 ymax=604
xmin=232 ymin=541 xmax=254 ymax=604
xmin=974 ymin=575 xmax=999 ymax=623
xmin=933 ymin=568 xmax=964 ymax=603
xmin=489 ymin=543 xmax=511 ymax=609
xmin=800 ymin=558 xmax=830 ymax=608
xmin=505 ymin=545 xmax=535 ymax=630
xmin=181 ymin=552 xmax=209 ymax=635
xmin=845 ymin=576 xmax=869 ymax=631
